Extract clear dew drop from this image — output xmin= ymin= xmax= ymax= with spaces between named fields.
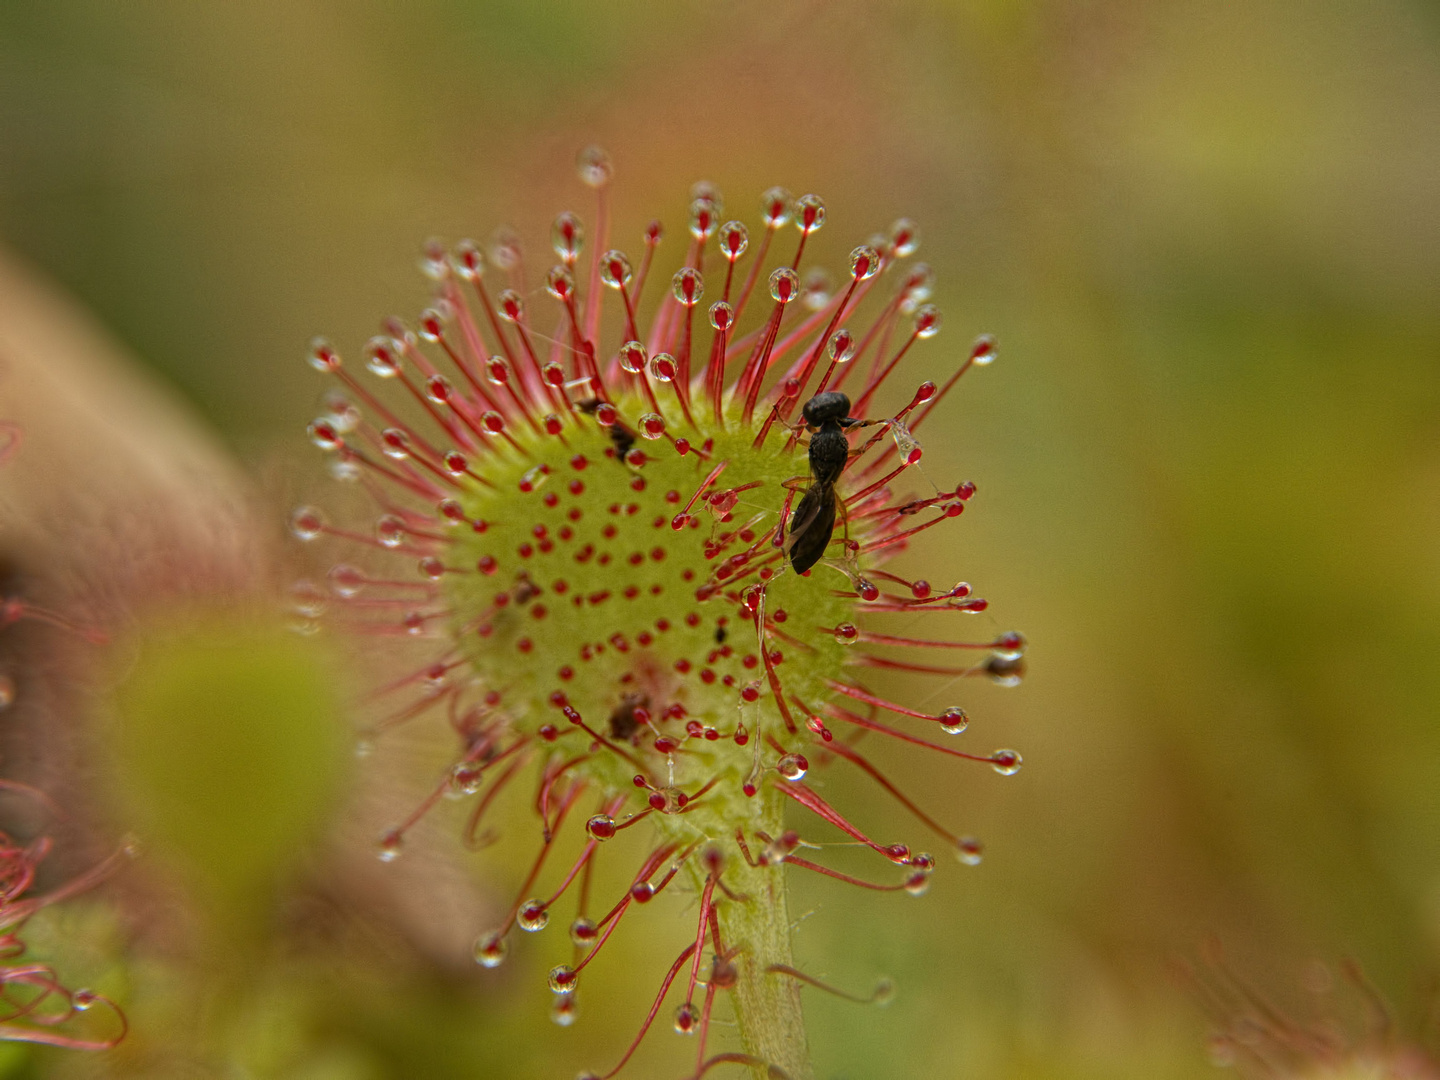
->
xmin=486 ymin=356 xmax=512 ymax=386
xmin=518 ymin=900 xmax=550 ymax=932
xmin=380 ymin=427 xmax=410 ymax=460
xmin=994 ymin=631 xmax=1027 ymax=661
xmin=496 ymin=288 xmax=525 ymax=322
xmin=290 ymin=580 xmax=326 ymax=619
xmin=718 ymin=220 xmax=749 ymax=260
xmin=576 ymin=145 xmax=613 ymax=188
xmin=794 ymin=193 xmax=826 ymax=234
xmin=552 ymin=211 xmax=584 ymax=262
xmin=425 ymin=374 xmax=454 ymax=405
xmin=490 ymin=227 xmax=522 ymax=271
xmin=450 ymin=761 xmax=483 ymax=795
xmin=353 ymin=737 xmax=376 ymax=759
xmin=551 ymin=992 xmax=579 ymax=1027
xmin=762 ymin=831 xmax=800 ymax=864
xmin=586 ymin=814 xmax=617 ymax=841
xmin=690 ymin=180 xmax=723 ymax=213
xmin=376 ymin=514 xmax=407 ymax=548
xmin=889 ymin=218 xmax=920 ymax=257
xmin=365 ymin=337 xmax=403 ymax=378
xmin=776 ymin=753 xmax=808 ymax=781
xmin=673 ymin=1001 xmax=699 ymax=1035
xmin=599 ymin=249 xmax=632 ymax=289
xmin=769 ymin=268 xmax=800 ymax=304
xmin=672 ymin=267 xmax=704 ymax=307
xmin=450 ymin=238 xmax=483 ymax=280
xmin=939 ymin=706 xmax=969 ymax=735
xmin=971 ymin=334 xmax=997 ymax=365
xmin=649 ymin=354 xmax=677 ymax=382
xmin=802 ymin=268 xmax=832 ymax=310
xmin=709 ymin=301 xmax=734 ymax=331
xmin=570 ymin=916 xmax=598 ymax=946
xmin=638 ymin=413 xmax=666 ymax=440
xmin=421 ymin=663 xmax=448 ymax=692
xmin=419 ymin=238 xmax=448 ymax=281
xmin=289 ymin=506 xmax=324 ymax=541
xmin=833 ymin=623 xmax=859 ymax=645
xmin=618 ymin=340 xmax=646 ymax=374
xmin=904 ymin=870 xmax=931 ymax=896
xmin=308 ymin=337 xmax=340 ymax=372
xmin=548 ymin=964 xmax=577 ymax=993
xmin=990 ymin=750 xmax=1022 ymax=776
xmin=901 ymin=263 xmax=935 ymax=306
xmin=956 ymin=837 xmax=984 ymax=866
xmin=761 ymin=186 xmax=793 ymax=228
xmin=419 ymin=304 xmax=450 ymax=342
xmin=849 ymin=244 xmax=881 ymax=282
xmin=986 ymin=655 xmax=1026 ymax=688
xmin=688 ymin=199 xmax=718 ymax=241
xmin=70 ymin=988 xmax=98 ymax=1012
xmin=914 ymin=304 xmax=942 ymax=339
xmin=308 ymin=418 xmax=343 ymax=451
xmin=828 ymin=329 xmax=856 ymax=364
xmin=546 ymin=265 xmax=575 ymax=301
xmin=474 ymin=930 xmax=509 ymax=968
xmin=329 ymin=458 xmax=360 ymax=483
xmin=322 ymin=391 xmax=360 ymax=432
xmin=872 ymin=977 xmax=897 ymax=1006
xmin=376 ymin=830 xmax=403 ymax=862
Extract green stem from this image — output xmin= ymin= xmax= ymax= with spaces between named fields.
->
xmin=723 ymin=854 xmax=812 ymax=1080
xmin=667 ymin=785 xmax=810 ymax=1080
xmin=660 ymin=779 xmax=814 ymax=1077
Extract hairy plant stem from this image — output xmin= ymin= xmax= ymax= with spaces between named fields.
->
xmin=728 ymin=862 xmax=811 ymax=1078
xmin=706 ymin=791 xmax=812 ymax=1080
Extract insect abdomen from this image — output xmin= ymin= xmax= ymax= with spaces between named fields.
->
xmin=785 ymin=484 xmax=838 ymax=574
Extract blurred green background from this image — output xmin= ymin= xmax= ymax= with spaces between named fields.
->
xmin=2 ymin=0 xmax=1438 ymax=1077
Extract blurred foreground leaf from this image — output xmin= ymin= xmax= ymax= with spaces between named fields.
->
xmin=108 ymin=616 xmax=345 ymax=923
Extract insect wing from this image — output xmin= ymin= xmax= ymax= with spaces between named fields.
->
xmin=785 ymin=485 xmax=838 ymax=574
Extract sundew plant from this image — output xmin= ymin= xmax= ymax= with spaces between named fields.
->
xmin=294 ymin=148 xmax=1024 ymax=1080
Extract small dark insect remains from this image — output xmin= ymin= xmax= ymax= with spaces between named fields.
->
xmin=576 ymin=398 xmax=637 ymax=460
xmin=608 ymin=692 xmax=649 ymax=741
xmin=783 ymin=392 xmax=886 ymax=575
xmin=511 ymin=573 xmax=541 ymax=605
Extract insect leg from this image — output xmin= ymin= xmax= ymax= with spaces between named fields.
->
xmin=765 ymin=403 xmax=810 ymax=438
